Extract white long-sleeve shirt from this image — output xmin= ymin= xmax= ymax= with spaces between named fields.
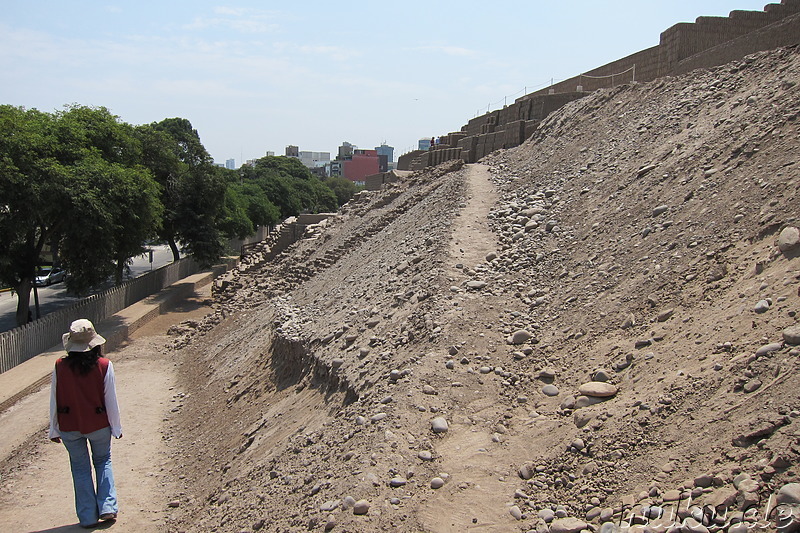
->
xmin=49 ymin=360 xmax=123 ymax=439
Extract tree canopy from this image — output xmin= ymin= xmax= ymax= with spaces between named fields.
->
xmin=0 ymin=105 xmax=358 ymax=327
xmin=239 ymin=156 xmax=339 ymax=219
xmin=0 ymin=105 xmax=162 ymax=323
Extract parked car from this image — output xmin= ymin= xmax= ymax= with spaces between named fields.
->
xmin=35 ymin=266 xmax=67 ymax=287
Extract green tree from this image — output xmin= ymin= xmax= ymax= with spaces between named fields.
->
xmin=240 ymin=156 xmax=339 ymax=218
xmin=57 ymin=154 xmax=162 ymax=290
xmin=0 ymin=105 xmax=163 ymax=324
xmin=237 ymin=181 xmax=280 ymax=228
xmin=218 ymin=184 xmax=254 ymax=240
xmin=144 ymin=118 xmax=227 ymax=266
xmin=0 ymin=105 xmax=64 ymax=325
xmin=325 ymin=176 xmax=358 ymax=206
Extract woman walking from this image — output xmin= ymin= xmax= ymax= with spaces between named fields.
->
xmin=49 ymin=319 xmax=122 ymax=528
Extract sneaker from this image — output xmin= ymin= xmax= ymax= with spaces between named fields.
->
xmin=99 ymin=512 xmax=117 ymax=521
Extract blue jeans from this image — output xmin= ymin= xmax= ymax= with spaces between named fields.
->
xmin=61 ymin=427 xmax=118 ymax=526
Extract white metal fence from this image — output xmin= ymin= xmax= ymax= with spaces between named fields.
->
xmin=0 ymin=257 xmax=200 ymax=374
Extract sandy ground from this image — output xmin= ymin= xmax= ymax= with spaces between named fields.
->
xmin=0 ymin=286 xmax=213 ymax=533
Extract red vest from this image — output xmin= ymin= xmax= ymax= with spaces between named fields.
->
xmin=55 ymin=357 xmax=110 ymax=434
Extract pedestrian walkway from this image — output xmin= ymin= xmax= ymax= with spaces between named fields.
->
xmin=0 ymin=270 xmax=216 ymax=414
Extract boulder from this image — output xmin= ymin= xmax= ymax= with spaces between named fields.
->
xmin=550 ymin=517 xmax=588 ymax=533
xmin=578 ymin=382 xmax=618 ymax=398
xmin=777 ymin=226 xmax=800 ymax=252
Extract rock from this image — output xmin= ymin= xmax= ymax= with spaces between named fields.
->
xmin=422 ymin=384 xmax=437 ymax=395
xmin=324 ymin=515 xmax=337 ymax=531
xmin=320 ymin=500 xmax=340 ymax=512
xmin=657 ymin=309 xmax=674 ymax=322
xmin=561 ymin=396 xmax=576 ymax=410
xmin=342 ymin=495 xmax=357 ymax=509
xmin=578 ymin=382 xmax=618 ymax=398
xmin=591 ymin=369 xmax=611 ymax=382
xmin=550 ymin=517 xmax=588 ymax=533
xmin=694 ymin=474 xmax=714 ymax=488
xmin=754 ymin=300 xmax=771 ymax=314
xmin=542 ymin=384 xmax=560 ymax=396
xmin=538 ymin=367 xmax=557 ymax=379
xmin=466 ymin=280 xmax=487 ymax=290
xmin=683 ymin=517 xmax=709 ymax=533
xmin=743 ymin=379 xmax=762 ymax=393
xmin=574 ymin=411 xmax=593 ymax=428
xmin=777 ymin=483 xmax=800 ymax=504
xmin=167 ymin=500 xmax=181 ymax=508
xmin=519 ymin=464 xmax=535 ymax=480
xmin=509 ymin=329 xmax=533 ymax=344
xmin=652 ymin=205 xmax=669 ymax=217
xmin=662 ymin=489 xmax=682 ymax=502
xmin=485 ymin=252 xmax=498 ymax=262
xmin=755 ymin=342 xmax=784 ymax=356
xmin=389 ymin=476 xmax=407 ymax=487
xmin=783 ymin=326 xmax=800 ymax=346
xmin=510 ymin=505 xmax=523 ymax=520
xmin=777 ymin=226 xmax=800 ymax=252
xmin=418 ymin=450 xmax=433 ymax=461
xmin=539 ymin=509 xmax=556 ymax=523
xmin=599 ymin=522 xmax=621 ymax=533
xmin=582 ymin=461 xmax=599 ymax=475
xmin=352 ymin=499 xmax=370 ymax=515
xmin=575 ymin=395 xmax=606 ymax=408
xmin=431 ymin=417 xmax=449 ymax=434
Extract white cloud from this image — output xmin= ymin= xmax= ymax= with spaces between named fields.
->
xmin=298 ymin=45 xmax=362 ymax=62
xmin=184 ymin=7 xmax=283 ymax=34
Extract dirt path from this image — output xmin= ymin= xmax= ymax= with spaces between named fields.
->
xmin=449 ymin=163 xmax=498 ymax=271
xmin=419 ymin=163 xmax=517 ymax=532
xmin=0 ymin=288 xmax=212 ymax=532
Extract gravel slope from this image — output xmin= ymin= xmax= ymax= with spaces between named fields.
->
xmin=166 ymin=46 xmax=800 ymax=533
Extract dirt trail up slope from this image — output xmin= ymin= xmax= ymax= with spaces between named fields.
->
xmin=163 ymin=46 xmax=799 ymax=533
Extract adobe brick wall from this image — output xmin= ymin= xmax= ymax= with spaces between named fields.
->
xmin=673 ymin=12 xmax=800 ymax=74
xmin=411 ymin=1 xmax=799 ymax=171
xmin=397 ymin=150 xmax=427 ymax=171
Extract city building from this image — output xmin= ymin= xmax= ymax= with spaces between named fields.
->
xmin=299 ymin=151 xmax=331 ymax=170
xmin=285 ymin=145 xmax=299 ymax=157
xmin=342 ymin=149 xmax=379 ymax=185
xmin=375 ymin=143 xmax=394 ymax=173
xmin=418 ymin=138 xmax=432 ymax=151
xmin=225 ymin=159 xmax=236 ymax=170
xmin=338 ymin=141 xmax=355 ymax=160
xmin=375 ymin=143 xmax=394 ymax=162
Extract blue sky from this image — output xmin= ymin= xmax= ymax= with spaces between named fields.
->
xmin=0 ymin=1 xmax=772 ymax=164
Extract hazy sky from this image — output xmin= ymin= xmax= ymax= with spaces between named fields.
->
xmin=1 ymin=1 xmax=772 ymax=164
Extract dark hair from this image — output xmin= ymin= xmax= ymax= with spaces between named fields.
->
xmin=65 ymin=345 xmax=102 ymax=376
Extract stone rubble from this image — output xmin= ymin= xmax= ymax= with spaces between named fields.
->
xmin=163 ymin=48 xmax=800 ymax=532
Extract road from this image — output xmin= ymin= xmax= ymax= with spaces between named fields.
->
xmin=0 ymin=246 xmax=174 ymax=332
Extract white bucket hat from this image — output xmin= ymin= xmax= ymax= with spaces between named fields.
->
xmin=62 ymin=319 xmax=106 ymax=353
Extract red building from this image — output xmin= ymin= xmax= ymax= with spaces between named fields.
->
xmin=342 ymin=149 xmax=379 ymax=183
